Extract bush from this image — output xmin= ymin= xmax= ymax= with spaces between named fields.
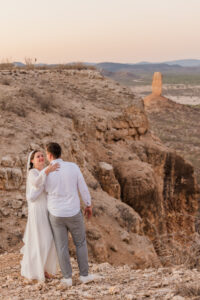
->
xmin=0 ymin=78 xmax=11 ymax=85
xmin=36 ymin=94 xmax=53 ymax=112
xmin=0 ymin=59 xmax=14 ymax=70
xmin=25 ymin=88 xmax=53 ymax=112
xmin=24 ymin=57 xmax=36 ymax=70
xmin=0 ymin=60 xmax=96 ymax=71
xmin=175 ymin=282 xmax=200 ymax=297
xmin=0 ymin=98 xmax=27 ymax=117
xmin=56 ymin=62 xmax=96 ymax=71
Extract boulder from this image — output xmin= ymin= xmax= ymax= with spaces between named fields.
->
xmin=12 ymin=200 xmax=23 ymax=209
xmin=1 ymin=156 xmax=15 ymax=168
xmin=0 ymin=168 xmax=23 ymax=190
xmin=97 ymin=162 xmax=121 ymax=199
xmin=0 ymin=207 xmax=10 ymax=216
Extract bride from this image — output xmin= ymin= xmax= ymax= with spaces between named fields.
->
xmin=21 ymin=150 xmax=59 ymax=281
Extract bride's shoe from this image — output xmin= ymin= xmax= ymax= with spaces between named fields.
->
xmin=45 ymin=271 xmax=53 ymax=279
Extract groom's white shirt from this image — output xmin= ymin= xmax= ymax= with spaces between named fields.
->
xmin=44 ymin=158 xmax=91 ymax=217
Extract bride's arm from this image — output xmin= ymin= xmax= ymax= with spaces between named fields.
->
xmin=27 ymin=164 xmax=60 ymax=202
xmin=28 ymin=163 xmax=60 ymax=188
xmin=27 ymin=185 xmax=44 ymax=202
xmin=27 ymin=169 xmax=46 ymax=202
xmin=28 ymin=169 xmax=47 ymax=188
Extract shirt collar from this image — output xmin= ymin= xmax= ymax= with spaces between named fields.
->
xmin=51 ymin=158 xmax=63 ymax=164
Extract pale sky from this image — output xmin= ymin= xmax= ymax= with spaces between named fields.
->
xmin=0 ymin=0 xmax=200 ymax=64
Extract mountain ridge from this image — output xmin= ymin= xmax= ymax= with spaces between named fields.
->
xmin=11 ymin=58 xmax=200 ymax=69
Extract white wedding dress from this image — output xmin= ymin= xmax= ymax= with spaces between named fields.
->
xmin=21 ymin=168 xmax=57 ymax=281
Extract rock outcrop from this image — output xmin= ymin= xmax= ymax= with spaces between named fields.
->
xmin=96 ymin=162 xmax=121 ymax=199
xmin=114 ymin=141 xmax=198 ymax=262
xmin=144 ymin=72 xmax=167 ymax=107
xmin=152 ymin=72 xmax=162 ymax=96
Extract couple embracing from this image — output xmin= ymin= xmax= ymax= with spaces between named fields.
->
xmin=21 ymin=142 xmax=96 ymax=286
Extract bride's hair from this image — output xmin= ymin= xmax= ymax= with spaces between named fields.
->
xmin=29 ymin=150 xmax=39 ymax=170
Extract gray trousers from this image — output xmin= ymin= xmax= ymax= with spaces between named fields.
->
xmin=49 ymin=211 xmax=88 ymax=278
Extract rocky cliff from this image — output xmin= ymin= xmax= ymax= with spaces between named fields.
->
xmin=0 ymin=68 xmax=199 ymax=268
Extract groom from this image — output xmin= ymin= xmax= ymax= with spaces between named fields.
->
xmin=45 ymin=142 xmax=94 ymax=286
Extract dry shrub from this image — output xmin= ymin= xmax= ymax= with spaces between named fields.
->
xmin=59 ymin=109 xmax=74 ymax=119
xmin=0 ymin=97 xmax=27 ymax=117
xmin=57 ymin=62 xmax=96 ymax=71
xmin=0 ymin=60 xmax=96 ymax=71
xmin=175 ymin=282 xmax=200 ymax=297
xmin=0 ymin=77 xmax=11 ymax=85
xmin=24 ymin=88 xmax=54 ymax=112
xmin=0 ymin=59 xmax=14 ymax=70
xmin=0 ymin=63 xmax=14 ymax=70
xmin=116 ymin=204 xmax=138 ymax=232
xmin=0 ymin=86 xmax=55 ymax=115
xmin=153 ymin=230 xmax=200 ymax=269
xmin=24 ymin=57 xmax=36 ymax=70
xmin=36 ymin=94 xmax=53 ymax=112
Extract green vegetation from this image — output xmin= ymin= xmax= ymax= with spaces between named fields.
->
xmin=163 ymin=74 xmax=200 ymax=85
xmin=120 ymin=73 xmax=200 ymax=86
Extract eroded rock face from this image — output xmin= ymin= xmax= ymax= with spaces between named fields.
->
xmin=86 ymin=190 xmax=159 ymax=267
xmin=114 ymin=140 xmax=199 ymax=260
xmin=74 ymin=105 xmax=149 ymax=143
xmin=115 ymin=159 xmax=162 ymax=239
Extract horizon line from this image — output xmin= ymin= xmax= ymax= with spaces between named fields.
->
xmin=4 ymin=57 xmax=200 ymax=66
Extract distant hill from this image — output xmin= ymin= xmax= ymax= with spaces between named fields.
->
xmin=13 ymin=62 xmax=25 ymax=67
xmin=95 ymin=62 xmax=182 ymax=72
xmin=132 ymin=59 xmax=200 ymax=67
xmin=94 ymin=61 xmax=200 ymax=85
xmin=164 ymin=59 xmax=200 ymax=67
xmin=12 ymin=59 xmax=200 ymax=70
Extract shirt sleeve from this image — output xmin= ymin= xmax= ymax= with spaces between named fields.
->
xmin=27 ymin=169 xmax=46 ymax=202
xmin=77 ymin=166 xmax=91 ymax=207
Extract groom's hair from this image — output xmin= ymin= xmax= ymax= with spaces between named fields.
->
xmin=46 ymin=142 xmax=62 ymax=159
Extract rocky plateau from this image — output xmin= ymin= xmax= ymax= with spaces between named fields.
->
xmin=0 ymin=68 xmax=200 ymax=299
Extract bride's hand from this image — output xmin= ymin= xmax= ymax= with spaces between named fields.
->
xmin=45 ymin=163 xmax=60 ymax=175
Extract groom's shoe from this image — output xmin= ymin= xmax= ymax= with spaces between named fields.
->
xmin=79 ymin=274 xmax=99 ymax=284
xmin=61 ymin=277 xmax=72 ymax=287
